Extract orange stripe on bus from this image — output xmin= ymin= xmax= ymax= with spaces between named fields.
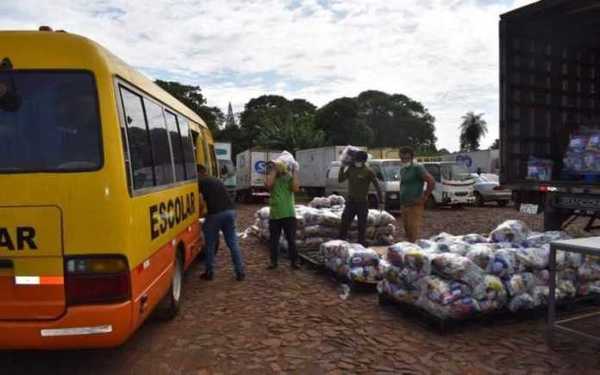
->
xmin=39 ymin=276 xmax=64 ymax=285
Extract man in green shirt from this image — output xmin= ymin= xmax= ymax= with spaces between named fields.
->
xmin=338 ymin=151 xmax=383 ymax=246
xmin=265 ymin=160 xmax=301 ymax=270
xmin=399 ymin=146 xmax=435 ymax=243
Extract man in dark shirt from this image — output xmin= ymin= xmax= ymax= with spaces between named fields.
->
xmin=338 ymin=151 xmax=383 ymax=246
xmin=198 ymin=165 xmax=245 ymax=281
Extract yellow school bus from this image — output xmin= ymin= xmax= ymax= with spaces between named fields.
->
xmin=0 ymin=29 xmax=218 ymax=349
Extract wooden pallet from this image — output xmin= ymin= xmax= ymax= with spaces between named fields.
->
xmin=378 ymin=292 xmax=600 ymax=334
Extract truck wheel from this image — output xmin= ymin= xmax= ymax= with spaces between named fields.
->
xmin=475 ymin=192 xmax=485 ymax=207
xmin=156 ymin=249 xmax=184 ymax=321
xmin=497 ymin=200 xmax=508 ymax=207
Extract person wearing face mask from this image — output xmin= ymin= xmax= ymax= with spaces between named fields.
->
xmin=338 ymin=151 xmax=383 ymax=246
xmin=399 ymin=146 xmax=435 ymax=243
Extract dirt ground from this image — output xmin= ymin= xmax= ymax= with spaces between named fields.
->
xmin=3 ymin=203 xmax=600 ymax=374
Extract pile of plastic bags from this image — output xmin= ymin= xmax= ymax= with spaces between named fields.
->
xmin=320 ymin=240 xmax=383 ymax=283
xmin=250 ymin=195 xmax=396 ymax=251
xmin=378 ymin=220 xmax=599 ymax=320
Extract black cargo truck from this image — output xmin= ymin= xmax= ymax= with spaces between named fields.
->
xmin=500 ymin=0 xmax=600 ymax=230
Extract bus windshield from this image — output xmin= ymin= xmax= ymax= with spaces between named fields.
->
xmin=441 ymin=164 xmax=472 ymax=181
xmin=0 ymin=71 xmax=101 ymax=172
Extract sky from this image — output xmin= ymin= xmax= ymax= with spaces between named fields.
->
xmin=1 ymin=0 xmax=538 ymax=152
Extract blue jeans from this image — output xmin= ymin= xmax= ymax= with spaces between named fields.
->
xmin=203 ymin=209 xmax=244 ymax=275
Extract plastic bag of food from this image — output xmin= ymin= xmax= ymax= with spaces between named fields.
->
xmin=375 ymin=224 xmax=396 ymax=236
xmin=489 ymin=220 xmax=530 ymax=244
xmin=505 ymin=273 xmax=536 ymax=297
xmin=418 ymin=276 xmax=472 ymax=305
xmin=578 ymin=261 xmax=600 ymax=282
xmin=466 ymin=244 xmax=495 ymax=269
xmin=478 ymin=275 xmax=507 ymax=310
xmin=319 ymin=210 xmax=342 ymax=227
xmin=486 ymin=249 xmax=518 ymax=279
xmin=273 ymin=150 xmax=299 ymax=173
xmin=431 ymin=253 xmax=486 ymax=291
xmin=308 ymin=197 xmax=331 ymax=209
xmin=416 ymin=295 xmax=480 ymax=320
xmin=578 ymin=281 xmax=600 ymax=296
xmin=349 ymin=265 xmax=382 ymax=283
xmin=525 ymin=231 xmax=570 ymax=248
xmin=377 ymin=279 xmax=420 ymax=304
xmin=328 ymin=194 xmax=345 ymax=207
xmin=320 ymin=240 xmax=350 ymax=259
xmin=431 ymin=232 xmax=456 ymax=243
xmin=257 ymin=207 xmax=271 ymax=220
xmin=507 ymin=293 xmax=536 ymax=312
xmin=459 ymin=234 xmax=489 ymax=244
xmin=340 ymin=145 xmax=366 ymax=166
xmin=568 ymin=133 xmax=590 ymax=153
xmin=436 ymin=240 xmax=471 ymax=256
xmin=387 ymin=242 xmax=432 ymax=273
xmin=514 ymin=247 xmax=549 ymax=270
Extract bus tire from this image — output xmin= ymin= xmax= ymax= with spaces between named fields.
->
xmin=156 ymin=248 xmax=184 ymax=321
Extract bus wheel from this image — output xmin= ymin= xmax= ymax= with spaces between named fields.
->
xmin=156 ymin=249 xmax=184 ymax=321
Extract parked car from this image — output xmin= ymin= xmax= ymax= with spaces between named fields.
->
xmin=471 ymin=173 xmax=511 ymax=207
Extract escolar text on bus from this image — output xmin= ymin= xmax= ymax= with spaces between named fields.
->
xmin=149 ymin=192 xmax=196 ymax=240
xmin=0 ymin=227 xmax=38 ymax=251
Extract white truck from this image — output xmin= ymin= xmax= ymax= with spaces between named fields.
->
xmin=442 ymin=149 xmax=500 ymax=175
xmin=422 ymin=161 xmax=476 ymax=208
xmin=296 ymin=146 xmax=367 ymax=197
xmin=235 ymin=148 xmax=282 ymax=202
xmin=215 ymin=142 xmax=236 ymax=199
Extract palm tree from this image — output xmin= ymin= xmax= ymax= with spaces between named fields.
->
xmin=460 ymin=112 xmax=488 ymax=151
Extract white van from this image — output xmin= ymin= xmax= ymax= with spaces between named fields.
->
xmin=422 ymin=162 xmax=475 ymax=207
xmin=325 ymin=159 xmax=402 ymax=211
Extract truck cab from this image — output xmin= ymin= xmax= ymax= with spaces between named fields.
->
xmin=422 ymin=162 xmax=476 ymax=208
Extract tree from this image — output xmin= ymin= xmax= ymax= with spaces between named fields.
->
xmin=490 ymin=138 xmax=500 ymax=150
xmin=437 ymin=148 xmax=450 ymax=155
xmin=155 ymin=80 xmax=223 ymax=135
xmin=314 ymin=97 xmax=373 ymax=146
xmin=256 ymin=114 xmax=325 ymax=152
xmin=315 ymin=91 xmax=436 ymax=151
xmin=460 ymin=112 xmax=488 ymax=151
xmin=239 ymin=95 xmax=317 ymax=151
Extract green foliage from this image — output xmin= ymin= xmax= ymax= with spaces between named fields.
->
xmin=155 ymin=80 xmax=223 ymax=135
xmin=490 ymin=138 xmax=500 ymax=150
xmin=256 ymin=114 xmax=325 ymax=152
xmin=460 ymin=112 xmax=488 ymax=151
xmin=238 ymin=95 xmax=317 ymax=151
xmin=315 ymin=91 xmax=436 ymax=151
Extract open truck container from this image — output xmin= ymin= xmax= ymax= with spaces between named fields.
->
xmin=500 ymin=0 xmax=600 ymax=230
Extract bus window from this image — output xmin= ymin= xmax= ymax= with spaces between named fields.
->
xmin=178 ymin=117 xmax=197 ymax=179
xmin=121 ymin=87 xmax=155 ymax=189
xmin=164 ymin=110 xmax=185 ymax=182
xmin=208 ymin=144 xmax=218 ymax=178
xmin=201 ymin=129 xmax=212 ymax=174
xmin=144 ymin=99 xmax=174 ymax=185
xmin=0 ymin=71 xmax=101 ymax=172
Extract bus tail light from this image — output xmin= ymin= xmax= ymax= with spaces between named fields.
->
xmin=65 ymin=256 xmax=131 ymax=306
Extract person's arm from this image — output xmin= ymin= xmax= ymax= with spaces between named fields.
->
xmin=265 ymin=169 xmax=277 ymax=191
xmin=370 ymin=170 xmax=384 ymax=207
xmin=421 ymin=168 xmax=436 ymax=204
xmin=291 ymin=170 xmax=300 ymax=193
xmin=338 ymin=166 xmax=349 ymax=183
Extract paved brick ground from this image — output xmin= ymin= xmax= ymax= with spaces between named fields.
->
xmin=3 ymin=204 xmax=600 ymax=374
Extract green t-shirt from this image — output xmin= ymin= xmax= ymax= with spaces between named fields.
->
xmin=339 ymin=166 xmax=379 ymax=202
xmin=400 ymin=163 xmax=426 ymax=206
xmin=269 ymin=174 xmax=296 ymax=219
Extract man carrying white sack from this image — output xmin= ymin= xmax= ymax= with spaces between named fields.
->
xmin=338 ymin=150 xmax=383 ymax=246
xmin=399 ymin=146 xmax=435 ymax=243
xmin=265 ymin=155 xmax=301 ymax=270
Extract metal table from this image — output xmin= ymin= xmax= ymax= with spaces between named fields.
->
xmin=548 ymin=237 xmax=600 ymax=344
